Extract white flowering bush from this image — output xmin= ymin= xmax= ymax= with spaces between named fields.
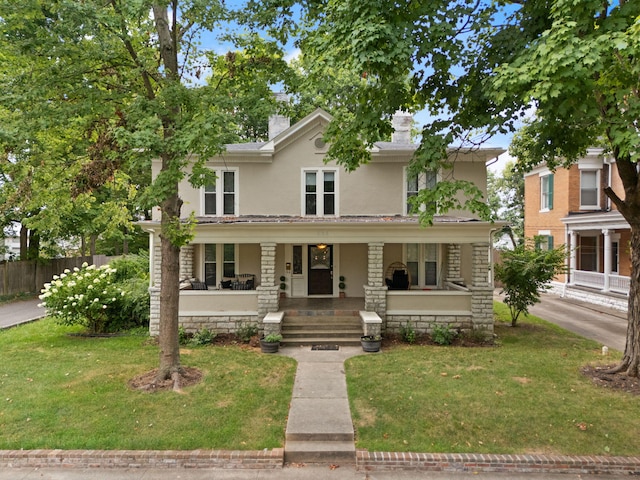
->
xmin=39 ymin=262 xmax=125 ymax=334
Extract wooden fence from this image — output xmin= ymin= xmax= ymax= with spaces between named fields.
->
xmin=0 ymin=255 xmax=112 ymax=296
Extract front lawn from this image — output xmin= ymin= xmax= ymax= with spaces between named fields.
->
xmin=0 ymin=319 xmax=296 ymax=450
xmin=346 ymin=301 xmax=639 ymax=456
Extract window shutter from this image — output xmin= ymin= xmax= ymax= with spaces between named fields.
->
xmin=548 ymin=174 xmax=554 ymax=210
xmin=547 ymin=235 xmax=554 ymax=250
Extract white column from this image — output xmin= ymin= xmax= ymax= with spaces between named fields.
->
xmin=569 ymin=231 xmax=577 ymax=285
xmin=603 ymin=229 xmax=611 ymax=292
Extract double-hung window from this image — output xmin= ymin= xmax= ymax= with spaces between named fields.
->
xmin=204 ymin=244 xmax=236 ymax=287
xmin=540 ymin=173 xmax=554 ymax=211
xmin=405 ymin=168 xmax=437 ymax=215
xmin=203 ymin=169 xmax=238 ymax=216
xmin=580 ymin=170 xmax=599 ymax=209
xmin=406 ymin=243 xmax=439 ymax=287
xmin=303 ymin=169 xmax=337 ymax=216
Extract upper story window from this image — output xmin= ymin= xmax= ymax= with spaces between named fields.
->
xmin=405 ymin=168 xmax=437 ymax=215
xmin=540 ymin=173 xmax=554 ymax=211
xmin=303 ymin=169 xmax=337 ymax=216
xmin=580 ymin=170 xmax=599 ymax=209
xmin=203 ymin=169 xmax=238 ymax=216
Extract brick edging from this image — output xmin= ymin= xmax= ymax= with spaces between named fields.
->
xmin=356 ymin=451 xmax=640 ymax=475
xmin=0 ymin=449 xmax=284 ymax=469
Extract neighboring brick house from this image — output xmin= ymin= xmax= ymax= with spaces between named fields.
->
xmin=524 ymin=149 xmax=630 ymax=309
xmin=140 ymin=108 xmax=504 ymax=338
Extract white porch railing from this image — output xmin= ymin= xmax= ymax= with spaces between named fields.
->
xmin=572 ymin=270 xmax=630 ymax=295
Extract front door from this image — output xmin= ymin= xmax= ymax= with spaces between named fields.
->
xmin=308 ymin=245 xmax=333 ymax=295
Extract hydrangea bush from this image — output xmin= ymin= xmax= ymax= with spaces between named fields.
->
xmin=39 ymin=263 xmax=125 ymax=334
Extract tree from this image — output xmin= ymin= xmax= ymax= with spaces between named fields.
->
xmin=0 ymin=1 xmax=289 ymax=388
xmin=258 ymin=0 xmax=640 ymax=377
xmin=490 ymin=1 xmax=640 ymax=376
xmin=487 ymin=159 xmax=525 ymax=246
xmin=495 ymin=240 xmax=566 ymax=327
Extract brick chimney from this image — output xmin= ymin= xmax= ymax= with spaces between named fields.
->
xmin=268 ymin=93 xmax=290 ymax=139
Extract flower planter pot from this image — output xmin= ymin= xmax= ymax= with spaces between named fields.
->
xmin=360 ymin=335 xmax=381 ymax=352
xmin=260 ymin=339 xmax=280 ymax=353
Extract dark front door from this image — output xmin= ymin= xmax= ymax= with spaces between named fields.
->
xmin=308 ymin=245 xmax=333 ymax=295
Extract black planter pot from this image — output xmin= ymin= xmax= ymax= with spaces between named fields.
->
xmin=360 ymin=336 xmax=381 ymax=352
xmin=260 ymin=339 xmax=280 ymax=353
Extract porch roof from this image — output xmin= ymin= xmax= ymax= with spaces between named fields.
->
xmin=561 ymin=210 xmax=629 ymax=231
xmin=139 ymin=215 xmax=503 ymax=244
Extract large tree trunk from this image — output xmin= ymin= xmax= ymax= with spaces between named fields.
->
xmin=609 ymin=224 xmax=640 ymax=376
xmin=156 ymin=188 xmax=183 ymax=386
xmin=19 ymin=225 xmax=27 ymax=260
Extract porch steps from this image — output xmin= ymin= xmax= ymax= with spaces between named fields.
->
xmin=281 ymin=314 xmax=362 ymax=347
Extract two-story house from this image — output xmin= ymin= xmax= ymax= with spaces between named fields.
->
xmin=140 ymin=109 xmax=503 ymax=340
xmin=524 ymin=149 xmax=630 ymax=309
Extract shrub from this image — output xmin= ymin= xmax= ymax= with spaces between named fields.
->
xmin=39 ymin=263 xmax=125 ymax=334
xmin=400 ymin=321 xmax=416 ymax=344
xmin=237 ymin=322 xmax=258 ymax=343
xmin=191 ymin=327 xmax=216 ymax=346
xmin=431 ymin=325 xmax=457 ymax=345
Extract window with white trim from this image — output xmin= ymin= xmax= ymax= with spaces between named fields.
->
xmin=203 ymin=244 xmax=236 ymax=287
xmin=405 ymin=168 xmax=437 ymax=215
xmin=406 ymin=243 xmax=439 ymax=287
xmin=303 ymin=169 xmax=337 ymax=216
xmin=580 ymin=170 xmax=599 ymax=209
xmin=540 ymin=173 xmax=554 ymax=211
xmin=203 ymin=169 xmax=238 ymax=216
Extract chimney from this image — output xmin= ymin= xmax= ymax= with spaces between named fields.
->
xmin=268 ymin=93 xmax=290 ymax=139
xmin=391 ymin=110 xmax=412 ymax=144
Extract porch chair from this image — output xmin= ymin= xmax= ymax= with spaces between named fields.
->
xmin=385 ymin=262 xmax=411 ymax=290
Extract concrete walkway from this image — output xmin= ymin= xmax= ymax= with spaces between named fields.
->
xmin=0 ymin=297 xmax=43 ymax=329
xmin=281 ymin=345 xmax=362 ymax=463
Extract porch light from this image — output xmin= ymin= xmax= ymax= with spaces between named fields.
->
xmin=316 ymin=243 xmax=327 ymax=250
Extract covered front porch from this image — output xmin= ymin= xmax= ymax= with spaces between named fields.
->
xmin=144 ymin=217 xmax=496 ymax=338
xmin=563 ymin=210 xmax=630 ymax=296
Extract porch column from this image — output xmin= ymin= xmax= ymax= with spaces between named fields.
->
xmin=603 ymin=229 xmax=611 ymax=292
xmin=149 ymin=244 xmax=162 ymax=336
xmin=569 ymin=231 xmax=577 ymax=285
xmin=364 ymin=242 xmax=387 ymax=321
xmin=470 ymin=242 xmax=493 ymax=335
xmin=258 ymin=242 xmax=279 ymax=317
xmin=179 ymin=245 xmax=194 ymax=281
xmin=446 ymin=243 xmax=464 ymax=284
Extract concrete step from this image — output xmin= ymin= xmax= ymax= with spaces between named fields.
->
xmin=282 ymin=328 xmax=362 ymax=336
xmin=281 ymin=337 xmax=361 ymax=347
xmin=284 ymin=440 xmax=356 ymax=464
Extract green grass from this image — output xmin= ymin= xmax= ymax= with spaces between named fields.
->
xmin=346 ymin=301 xmax=638 ymax=456
xmin=0 ymin=318 xmax=296 ymax=450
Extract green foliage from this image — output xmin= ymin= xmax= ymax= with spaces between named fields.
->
xmin=399 ymin=321 xmax=416 ymax=344
xmin=38 ymin=255 xmax=150 ymax=333
xmin=38 ymin=263 xmax=125 ymax=334
xmin=431 ymin=325 xmax=458 ymax=346
xmin=263 ymin=333 xmax=282 ymax=343
xmin=191 ymin=327 xmax=217 ymax=346
xmin=487 ymin=160 xmax=524 ymax=243
xmin=237 ymin=322 xmax=259 ymax=343
xmin=495 ymin=240 xmax=567 ymax=326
